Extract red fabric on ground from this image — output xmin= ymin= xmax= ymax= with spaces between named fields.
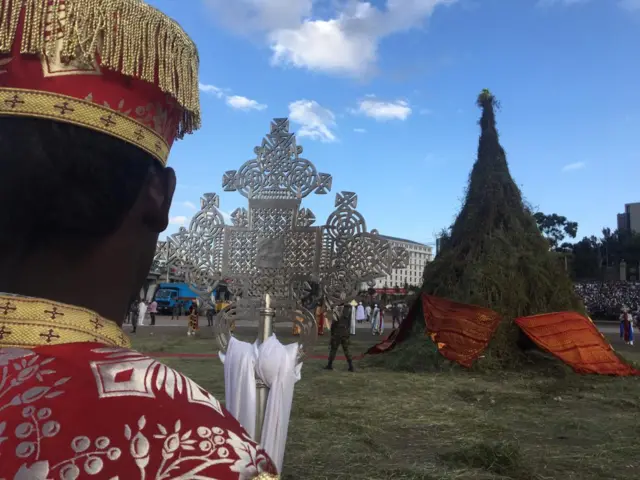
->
xmin=515 ymin=311 xmax=640 ymax=376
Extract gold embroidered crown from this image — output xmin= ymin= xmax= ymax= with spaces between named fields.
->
xmin=0 ymin=0 xmax=200 ymax=165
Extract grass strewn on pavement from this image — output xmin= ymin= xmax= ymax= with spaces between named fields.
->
xmin=131 ymin=330 xmax=640 ymax=480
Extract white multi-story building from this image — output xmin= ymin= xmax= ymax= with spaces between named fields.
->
xmin=362 ymin=235 xmax=433 ymax=290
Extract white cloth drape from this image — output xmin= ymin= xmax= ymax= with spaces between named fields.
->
xmin=256 ymin=335 xmax=301 ymax=472
xmin=219 ymin=335 xmax=301 ymax=473
xmin=218 ymin=337 xmax=259 ymax=437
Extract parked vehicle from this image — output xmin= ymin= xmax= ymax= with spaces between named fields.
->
xmin=154 ymin=283 xmax=198 ymax=315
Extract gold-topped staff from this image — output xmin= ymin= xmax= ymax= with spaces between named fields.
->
xmin=256 ymin=293 xmax=275 ymax=441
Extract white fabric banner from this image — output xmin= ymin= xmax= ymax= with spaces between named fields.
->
xmin=218 ymin=337 xmax=259 ymax=437
xmin=255 ymin=335 xmax=301 ymax=473
xmin=219 ymin=334 xmax=301 ymax=473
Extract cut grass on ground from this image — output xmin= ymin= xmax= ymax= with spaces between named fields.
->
xmin=132 ymin=330 xmax=640 ymax=480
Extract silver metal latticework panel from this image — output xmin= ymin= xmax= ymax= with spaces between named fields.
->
xmin=152 ymin=118 xmax=409 ymax=349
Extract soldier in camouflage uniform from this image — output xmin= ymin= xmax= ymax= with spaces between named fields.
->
xmin=325 ymin=303 xmax=355 ymax=372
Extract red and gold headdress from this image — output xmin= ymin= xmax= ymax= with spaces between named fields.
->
xmin=0 ymin=0 xmax=200 ymax=165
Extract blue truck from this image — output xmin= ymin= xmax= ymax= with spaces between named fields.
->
xmin=154 ymin=283 xmax=199 ymax=315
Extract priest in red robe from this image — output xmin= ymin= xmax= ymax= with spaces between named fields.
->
xmin=0 ymin=0 xmax=278 ymax=478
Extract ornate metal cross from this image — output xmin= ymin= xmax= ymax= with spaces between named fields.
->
xmin=151 ymin=117 xmax=409 ymax=446
xmin=152 ymin=118 xmax=409 ymax=354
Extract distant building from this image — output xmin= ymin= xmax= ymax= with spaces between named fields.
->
xmin=617 ymin=213 xmax=627 ymax=231
xmin=618 ymin=203 xmax=640 ymax=234
xmin=360 ymin=235 xmax=433 ymax=291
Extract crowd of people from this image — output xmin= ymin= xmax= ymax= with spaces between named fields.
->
xmin=312 ymin=301 xmax=407 ymax=337
xmin=574 ymin=281 xmax=640 ymax=319
xmin=125 ymin=298 xmax=202 ymax=335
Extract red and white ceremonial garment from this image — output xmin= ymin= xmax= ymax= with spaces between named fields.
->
xmin=0 ymin=294 xmax=279 ymax=479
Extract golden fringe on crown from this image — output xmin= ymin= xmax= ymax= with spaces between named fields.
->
xmin=0 ymin=0 xmax=200 ymax=136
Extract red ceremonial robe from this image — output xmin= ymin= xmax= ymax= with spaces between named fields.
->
xmin=0 ymin=295 xmax=278 ymax=480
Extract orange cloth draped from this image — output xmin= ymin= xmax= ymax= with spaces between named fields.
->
xmin=515 ymin=311 xmax=640 ymax=376
xmin=367 ymin=295 xmax=501 ymax=368
xmin=420 ymin=295 xmax=502 ymax=368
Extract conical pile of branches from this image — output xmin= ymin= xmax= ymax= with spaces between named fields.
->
xmin=399 ymin=90 xmax=583 ymax=369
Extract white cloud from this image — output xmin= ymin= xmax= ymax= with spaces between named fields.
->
xmin=270 ymin=18 xmax=378 ymax=76
xmin=182 ymin=201 xmax=197 ymax=211
xmin=200 ymin=83 xmax=267 ymax=112
xmin=198 ymin=83 xmax=224 ymax=98
xmin=207 ymin=0 xmax=457 ymax=76
xmin=288 ymin=100 xmax=337 ymax=142
xmin=169 ymin=215 xmax=188 ymax=226
xmin=562 ymin=161 xmax=586 ymax=172
xmin=353 ymin=128 xmax=367 ymax=133
xmin=226 ymin=95 xmax=268 ymax=111
xmin=353 ymin=99 xmax=412 ymax=121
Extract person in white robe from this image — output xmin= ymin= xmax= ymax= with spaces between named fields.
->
xmin=356 ymin=302 xmax=366 ymax=324
xmin=365 ymin=304 xmax=372 ymax=323
xmin=137 ymin=300 xmax=147 ymax=327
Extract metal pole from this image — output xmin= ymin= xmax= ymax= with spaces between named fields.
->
xmin=165 ymin=244 xmax=170 ymax=283
xmin=255 ymin=294 xmax=274 ymax=442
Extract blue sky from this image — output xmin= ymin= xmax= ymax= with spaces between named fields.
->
xmin=149 ymin=0 xmax=640 ymax=247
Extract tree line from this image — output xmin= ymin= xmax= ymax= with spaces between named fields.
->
xmin=532 ymin=212 xmax=640 ymax=281
xmin=435 ymin=211 xmax=640 ymax=282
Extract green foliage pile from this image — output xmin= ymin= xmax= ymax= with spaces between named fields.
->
xmin=362 ymin=302 xmax=459 ymax=373
xmin=401 ymin=89 xmax=584 ymax=369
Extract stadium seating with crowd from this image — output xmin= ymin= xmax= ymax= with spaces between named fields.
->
xmin=574 ymin=282 xmax=640 ymax=319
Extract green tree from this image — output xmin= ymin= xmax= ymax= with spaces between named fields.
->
xmin=567 ymin=236 xmax=602 ymax=280
xmin=394 ymin=89 xmax=583 ymax=369
xmin=533 ymin=212 xmax=578 ymax=250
